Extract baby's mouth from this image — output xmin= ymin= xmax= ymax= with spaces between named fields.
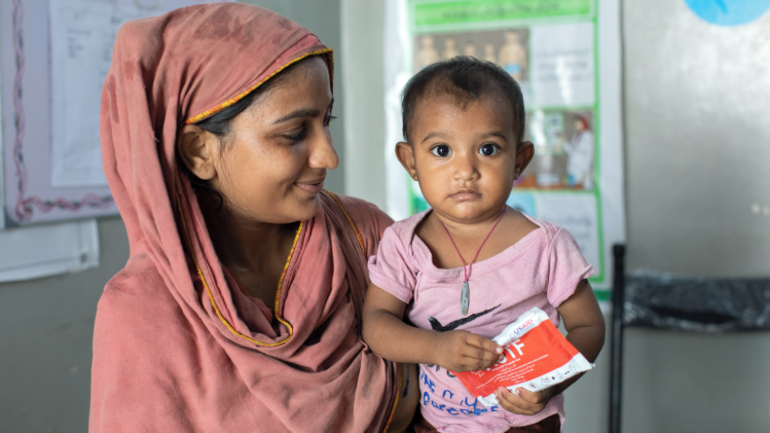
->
xmin=449 ymin=189 xmax=481 ymax=200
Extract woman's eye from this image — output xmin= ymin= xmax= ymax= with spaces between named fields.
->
xmin=479 ymin=144 xmax=499 ymax=156
xmin=284 ymin=127 xmax=307 ymax=141
xmin=324 ymin=115 xmax=337 ymax=127
xmin=431 ymin=145 xmax=451 ymax=157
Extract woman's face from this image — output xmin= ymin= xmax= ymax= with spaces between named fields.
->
xmin=185 ymin=57 xmax=337 ymax=224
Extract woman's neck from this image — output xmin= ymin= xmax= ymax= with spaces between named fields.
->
xmin=198 ymin=194 xmax=300 ymax=298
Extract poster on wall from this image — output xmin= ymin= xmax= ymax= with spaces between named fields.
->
xmin=1 ymin=0 xmax=226 ymax=227
xmin=384 ymin=0 xmax=625 ymax=294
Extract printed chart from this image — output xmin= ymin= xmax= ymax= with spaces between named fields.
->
xmin=0 ymin=0 xmax=224 ymax=226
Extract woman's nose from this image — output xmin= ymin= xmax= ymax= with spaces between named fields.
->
xmin=308 ymin=129 xmax=339 ymax=170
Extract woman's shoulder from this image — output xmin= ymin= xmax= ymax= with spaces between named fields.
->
xmin=102 ymin=253 xmax=173 ymax=300
xmin=96 ymin=254 xmax=189 ymax=340
xmin=324 ymin=192 xmax=394 ymax=256
xmin=91 ymin=255 xmax=217 ymax=430
xmin=94 ymin=254 xmax=203 ymax=382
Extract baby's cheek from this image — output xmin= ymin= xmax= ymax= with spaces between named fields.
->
xmin=417 ymin=178 xmax=445 ymax=206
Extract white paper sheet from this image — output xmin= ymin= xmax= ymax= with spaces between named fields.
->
xmin=49 ymin=0 xmax=227 ymax=188
xmin=535 ymin=193 xmax=600 ymax=271
xmin=530 ymin=22 xmax=595 ymax=108
xmin=50 ymin=0 xmax=119 ymax=187
xmin=0 ymin=218 xmax=99 ymax=282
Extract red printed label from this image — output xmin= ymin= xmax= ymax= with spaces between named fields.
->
xmin=453 ymin=319 xmax=580 ymax=398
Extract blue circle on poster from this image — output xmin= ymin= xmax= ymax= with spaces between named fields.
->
xmin=684 ymin=0 xmax=770 ymax=26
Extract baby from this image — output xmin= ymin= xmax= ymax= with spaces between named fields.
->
xmin=362 ymin=57 xmax=605 ymax=433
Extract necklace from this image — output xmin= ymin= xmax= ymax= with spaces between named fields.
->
xmin=439 ymin=207 xmax=507 ymax=316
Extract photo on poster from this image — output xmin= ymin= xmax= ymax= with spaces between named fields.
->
xmin=413 ymin=28 xmax=531 ymax=100
xmin=515 ymin=109 xmax=595 ymax=191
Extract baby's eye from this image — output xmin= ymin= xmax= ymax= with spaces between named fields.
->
xmin=431 ymin=144 xmax=451 ymax=157
xmin=479 ymin=144 xmax=499 ymax=156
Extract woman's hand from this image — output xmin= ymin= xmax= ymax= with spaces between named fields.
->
xmin=434 ymin=330 xmax=503 ymax=372
xmin=494 ymin=386 xmax=556 ymax=416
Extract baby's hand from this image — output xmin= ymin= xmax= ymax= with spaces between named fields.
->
xmin=494 ymin=386 xmax=555 ymax=416
xmin=434 ymin=330 xmax=503 ymax=372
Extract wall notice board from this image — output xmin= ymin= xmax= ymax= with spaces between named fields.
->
xmin=0 ymin=0 xmax=224 ymax=228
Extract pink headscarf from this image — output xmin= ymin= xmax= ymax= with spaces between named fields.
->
xmin=92 ymin=4 xmax=398 ymax=432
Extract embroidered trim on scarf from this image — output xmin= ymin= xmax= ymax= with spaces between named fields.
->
xmin=382 ymin=365 xmax=402 ymax=433
xmin=185 ymin=48 xmax=334 ymax=124
xmin=179 ymin=188 xmax=401 ymax=429
xmin=177 ymin=193 xmax=298 ymax=347
xmin=326 ymin=191 xmax=366 ymax=255
xmin=325 ymin=190 xmax=401 ymax=433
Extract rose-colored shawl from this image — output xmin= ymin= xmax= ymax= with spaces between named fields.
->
xmin=91 ymin=4 xmax=397 ymax=432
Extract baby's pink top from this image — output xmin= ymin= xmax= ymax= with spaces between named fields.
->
xmin=368 ymin=210 xmax=594 ymax=433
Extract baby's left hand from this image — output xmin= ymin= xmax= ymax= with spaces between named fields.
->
xmin=494 ymin=386 xmax=556 ymax=416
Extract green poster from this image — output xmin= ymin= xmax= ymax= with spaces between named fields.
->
xmin=413 ymin=0 xmax=592 ymax=26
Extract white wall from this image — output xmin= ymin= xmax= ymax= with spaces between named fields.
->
xmin=0 ymin=217 xmax=129 ymax=432
xmin=624 ymin=0 xmax=770 ymax=277
xmin=340 ymin=0 xmax=388 ymax=209
xmin=619 ymin=0 xmax=770 ymax=431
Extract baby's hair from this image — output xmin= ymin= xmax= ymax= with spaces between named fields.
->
xmin=401 ymin=56 xmax=525 ymax=144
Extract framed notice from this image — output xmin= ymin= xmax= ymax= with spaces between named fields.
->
xmin=0 ymin=0 xmax=225 ymax=227
xmin=384 ymin=0 xmax=625 ymax=294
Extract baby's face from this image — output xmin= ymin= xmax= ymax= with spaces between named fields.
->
xmin=398 ymin=94 xmax=533 ymax=224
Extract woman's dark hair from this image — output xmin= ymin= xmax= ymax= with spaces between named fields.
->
xmin=401 ymin=56 xmax=526 ymax=144
xmin=177 ymin=61 xmax=299 ymax=209
xmin=196 ymin=88 xmax=260 ymax=137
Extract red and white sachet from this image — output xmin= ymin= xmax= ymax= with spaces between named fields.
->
xmin=453 ymin=307 xmax=593 ymax=407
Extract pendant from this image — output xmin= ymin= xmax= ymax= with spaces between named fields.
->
xmin=461 ymin=281 xmax=470 ymax=316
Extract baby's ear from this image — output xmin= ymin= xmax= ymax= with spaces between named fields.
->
xmin=395 ymin=142 xmax=419 ymax=181
xmin=515 ymin=141 xmax=535 ymax=177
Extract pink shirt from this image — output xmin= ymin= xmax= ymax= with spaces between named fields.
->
xmin=368 ymin=210 xmax=594 ymax=433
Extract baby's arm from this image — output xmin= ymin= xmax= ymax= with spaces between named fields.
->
xmin=494 ymin=280 xmax=605 ymax=415
xmin=362 ymin=283 xmax=503 ymax=372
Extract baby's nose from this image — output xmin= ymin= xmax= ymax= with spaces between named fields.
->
xmin=453 ymin=155 xmax=479 ymax=181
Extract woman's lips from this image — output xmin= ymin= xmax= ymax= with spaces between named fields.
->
xmin=294 ymin=179 xmax=325 ymax=195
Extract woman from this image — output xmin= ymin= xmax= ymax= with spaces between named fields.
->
xmin=91 ymin=3 xmax=417 ymax=432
